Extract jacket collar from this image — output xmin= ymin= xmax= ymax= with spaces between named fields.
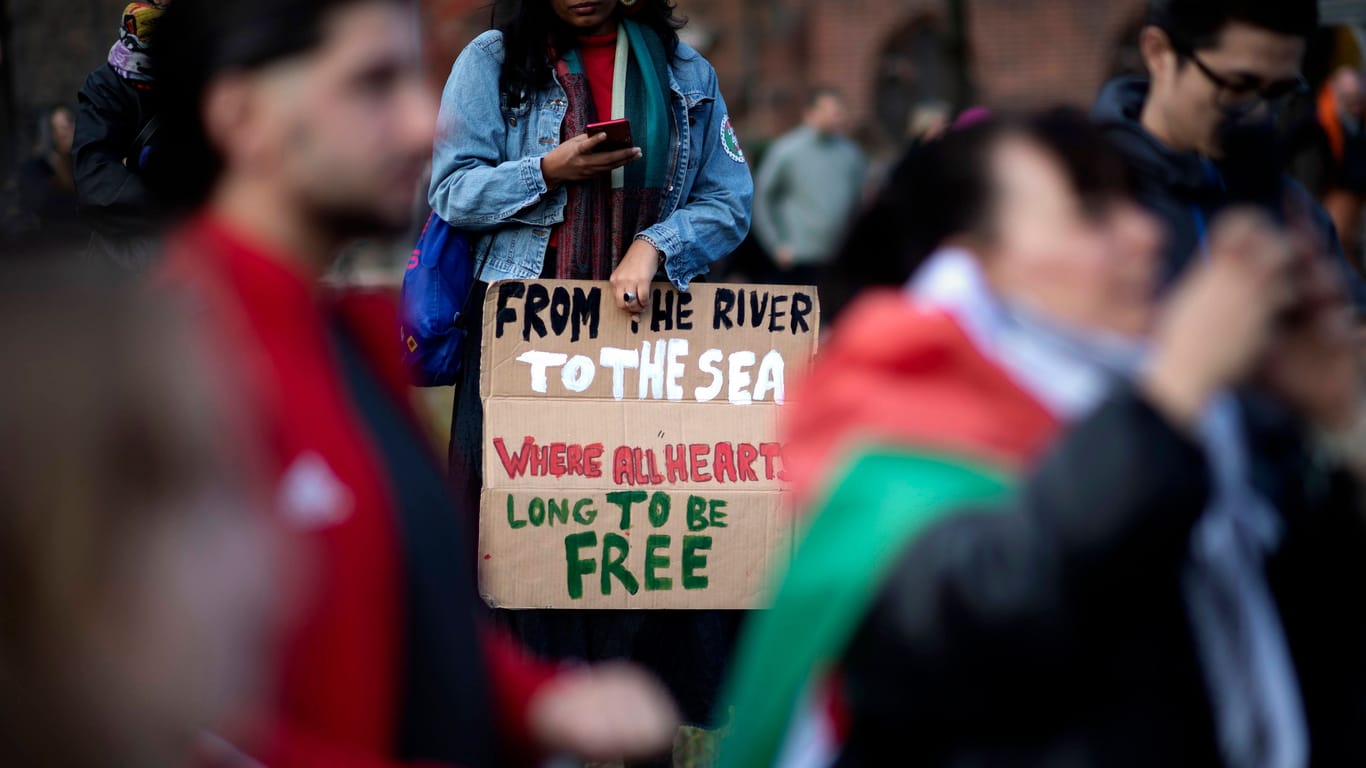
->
xmin=1094 ymin=76 xmax=1222 ymax=199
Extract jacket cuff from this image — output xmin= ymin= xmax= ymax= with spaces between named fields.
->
xmin=520 ymin=156 xmax=550 ymax=199
xmin=639 ymin=223 xmax=704 ymax=290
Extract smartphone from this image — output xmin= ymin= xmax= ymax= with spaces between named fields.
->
xmin=587 ymin=118 xmax=634 ymax=153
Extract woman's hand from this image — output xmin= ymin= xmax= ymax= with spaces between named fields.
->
xmin=528 ymin=662 xmax=680 ymax=763
xmin=1143 ymin=211 xmax=1294 ymax=428
xmin=542 ymin=133 xmax=641 ymax=189
xmin=610 ymin=239 xmax=662 ymax=318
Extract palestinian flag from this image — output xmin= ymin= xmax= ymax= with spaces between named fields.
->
xmin=719 ymin=249 xmax=1119 ymax=767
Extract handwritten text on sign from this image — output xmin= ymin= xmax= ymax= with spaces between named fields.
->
xmin=478 ymin=280 xmax=819 ymax=609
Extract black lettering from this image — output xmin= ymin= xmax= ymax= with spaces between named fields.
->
xmin=496 ymin=282 xmax=526 ymax=340
xmin=791 ymin=292 xmax=813 ymax=334
xmin=714 ymin=289 xmax=736 ymax=330
xmin=677 ymin=291 xmax=694 ymax=330
xmin=768 ymin=294 xmax=789 ymax=333
xmin=572 ymin=287 xmax=601 ymax=342
xmin=650 ymin=288 xmax=674 ymax=333
xmin=523 ymin=283 xmax=550 ymax=341
xmin=749 ymin=290 xmax=770 ymax=328
xmin=549 ymin=286 xmax=572 ymax=337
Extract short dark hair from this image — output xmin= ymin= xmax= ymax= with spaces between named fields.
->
xmin=821 ymin=108 xmax=1137 ymax=322
xmin=1147 ymin=0 xmax=1319 ymax=52
xmin=151 ymin=0 xmax=408 ymax=208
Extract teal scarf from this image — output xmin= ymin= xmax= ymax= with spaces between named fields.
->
xmin=554 ymin=19 xmax=672 ymax=279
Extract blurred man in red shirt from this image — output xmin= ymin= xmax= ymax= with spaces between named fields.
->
xmin=152 ymin=0 xmax=679 ymax=765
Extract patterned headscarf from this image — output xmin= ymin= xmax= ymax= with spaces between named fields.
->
xmin=108 ymin=2 xmax=168 ymax=83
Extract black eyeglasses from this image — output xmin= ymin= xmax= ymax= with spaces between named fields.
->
xmin=1182 ymin=50 xmax=1309 ymax=115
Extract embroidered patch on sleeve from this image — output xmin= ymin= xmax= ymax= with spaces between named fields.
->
xmin=721 ymin=115 xmax=745 ymax=163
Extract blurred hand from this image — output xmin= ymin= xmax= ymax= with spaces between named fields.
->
xmin=528 ymin=662 xmax=680 ymax=763
xmin=542 ymin=133 xmax=641 ymax=188
xmin=775 ymin=246 xmax=796 ymax=270
xmin=610 ymin=239 xmax=661 ymax=318
xmin=1143 ymin=211 xmax=1294 ymax=428
xmin=1256 ymin=237 xmax=1362 ymax=431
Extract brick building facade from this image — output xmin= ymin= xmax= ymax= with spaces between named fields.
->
xmin=420 ymin=0 xmax=1147 ymax=148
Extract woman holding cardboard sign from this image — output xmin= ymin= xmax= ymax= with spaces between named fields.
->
xmin=431 ymin=0 xmax=752 ymax=738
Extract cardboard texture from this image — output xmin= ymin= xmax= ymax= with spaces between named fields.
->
xmin=479 ymin=280 xmax=819 ymax=609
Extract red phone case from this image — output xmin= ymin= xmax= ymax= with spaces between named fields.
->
xmin=587 ymin=118 xmax=633 ymax=151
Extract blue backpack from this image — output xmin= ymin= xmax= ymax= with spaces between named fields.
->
xmin=399 ymin=211 xmax=484 ymax=387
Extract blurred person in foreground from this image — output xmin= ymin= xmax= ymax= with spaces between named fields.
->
xmin=152 ymin=0 xmax=679 ymax=765
xmin=2 ymin=106 xmax=88 ymax=250
xmin=1094 ymin=0 xmax=1366 ymax=307
xmin=721 ymin=111 xmax=1366 ymax=767
xmin=753 ymin=87 xmax=867 ymax=286
xmin=0 ymin=261 xmax=282 ymax=767
xmin=73 ymin=1 xmax=171 ymax=271
xmin=1315 ymin=67 xmax=1366 ymax=268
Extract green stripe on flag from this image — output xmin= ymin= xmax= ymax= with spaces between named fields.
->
xmin=718 ymin=449 xmax=1016 ymax=767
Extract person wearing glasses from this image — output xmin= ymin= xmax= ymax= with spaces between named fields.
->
xmin=1094 ymin=0 xmax=1366 ymax=309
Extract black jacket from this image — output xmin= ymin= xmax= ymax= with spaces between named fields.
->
xmin=73 ymin=64 xmax=162 ymax=270
xmin=839 ymin=389 xmax=1366 ymax=767
xmin=1093 ymin=77 xmax=1366 ymax=311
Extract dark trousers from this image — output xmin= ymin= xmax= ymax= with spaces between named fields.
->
xmin=449 ymin=281 xmax=742 ymax=727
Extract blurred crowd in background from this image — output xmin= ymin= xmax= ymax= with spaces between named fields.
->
xmin=4 ymin=1 xmax=1366 ymax=767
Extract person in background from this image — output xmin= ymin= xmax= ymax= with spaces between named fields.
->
xmin=2 ymin=106 xmax=88 ymax=250
xmin=0 ymin=261 xmax=283 ymax=768
xmin=1094 ymin=0 xmax=1366 ymax=307
xmin=753 ymin=87 xmax=867 ymax=286
xmin=153 ymin=0 xmax=679 ymax=765
xmin=722 ymin=111 xmax=1366 ymax=767
xmin=73 ymin=1 xmax=170 ymax=271
xmin=1316 ymin=67 xmax=1366 ymax=270
xmin=431 ymin=0 xmax=752 ymax=742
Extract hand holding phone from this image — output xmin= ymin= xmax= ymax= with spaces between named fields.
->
xmin=541 ymin=125 xmax=641 ymax=188
xmin=587 ymin=118 xmax=634 ymax=153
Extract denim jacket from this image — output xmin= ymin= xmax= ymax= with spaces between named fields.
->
xmin=429 ymin=30 xmax=753 ymax=290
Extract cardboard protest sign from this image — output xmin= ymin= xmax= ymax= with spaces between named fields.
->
xmin=479 ymin=280 xmax=819 ymax=609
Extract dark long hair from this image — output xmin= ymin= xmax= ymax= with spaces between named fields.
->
xmin=496 ymin=0 xmax=685 ymax=107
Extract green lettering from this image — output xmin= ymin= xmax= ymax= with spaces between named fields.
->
xmin=549 ymin=498 xmax=571 ymax=526
xmin=682 ymin=535 xmax=712 ymax=590
xmin=686 ymin=495 xmax=709 ymax=531
xmin=648 ymin=492 xmax=671 ymax=528
xmin=507 ymin=494 xmax=527 ymax=530
xmin=709 ymin=498 xmax=729 ymax=529
xmin=645 ymin=535 xmax=673 ymax=591
xmin=564 ymin=532 xmax=598 ymax=600
xmin=602 ymin=533 xmax=640 ymax=596
xmin=529 ymin=497 xmax=547 ymax=527
xmin=572 ymin=498 xmax=597 ymax=525
xmin=606 ymin=491 xmax=648 ymax=530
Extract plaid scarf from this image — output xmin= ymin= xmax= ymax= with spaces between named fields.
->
xmin=553 ymin=19 xmax=673 ymax=280
xmin=108 ymin=2 xmax=166 ymax=83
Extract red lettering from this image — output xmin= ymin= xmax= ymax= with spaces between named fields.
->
xmin=585 ymin=443 xmax=605 ymax=479
xmin=528 ymin=444 xmax=547 ymax=476
xmin=548 ymin=443 xmax=567 ymax=478
xmin=566 ymin=444 xmax=584 ymax=476
xmin=689 ymin=443 xmax=712 ymax=483
xmin=613 ymin=446 xmax=635 ymax=486
xmin=644 ymin=449 xmax=665 ymax=485
xmin=632 ymin=448 xmax=648 ymax=486
xmin=713 ymin=442 xmax=737 ymax=484
xmin=493 ymin=436 xmax=534 ymax=479
xmin=665 ymin=444 xmax=689 ymax=483
xmin=737 ymin=443 xmax=760 ymax=482
xmin=760 ymin=442 xmax=785 ymax=481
